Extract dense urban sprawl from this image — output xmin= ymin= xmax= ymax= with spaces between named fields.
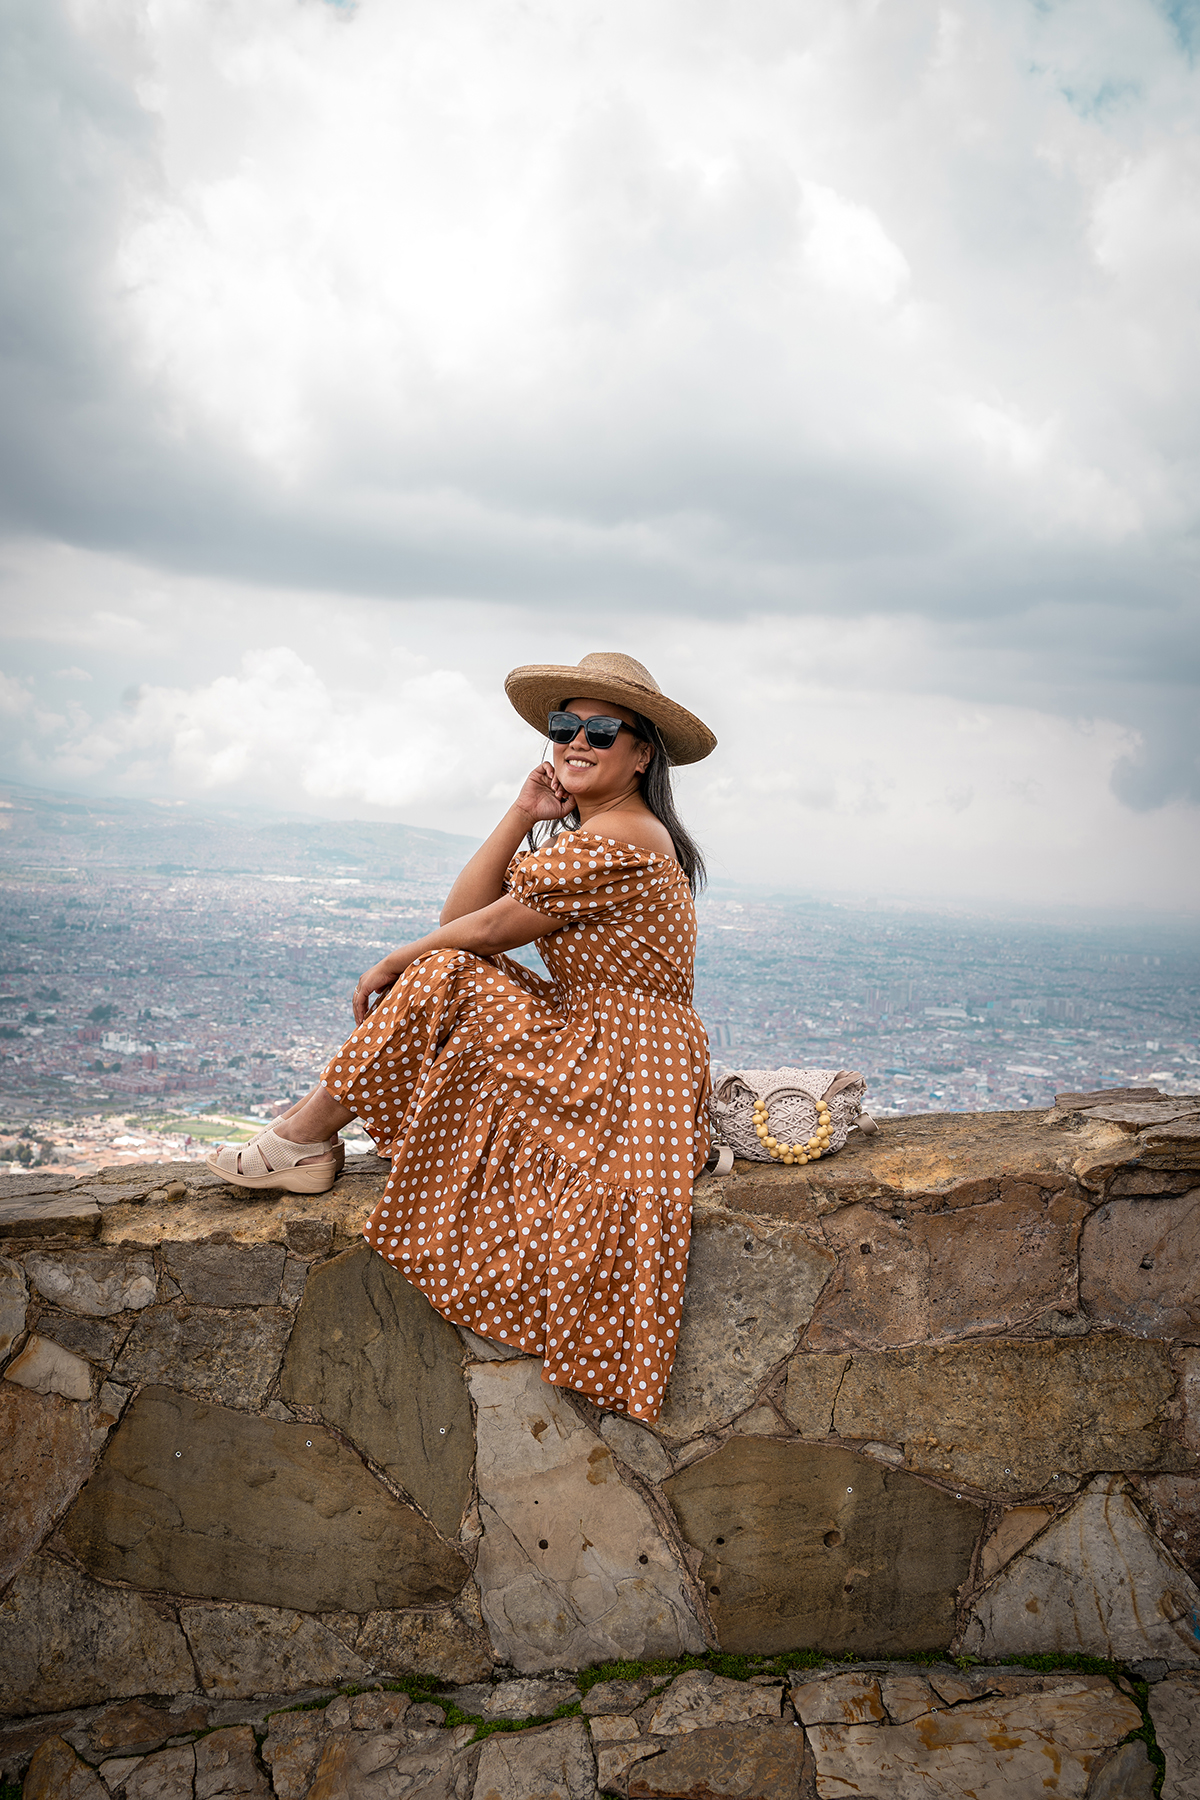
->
xmin=1 ymin=783 xmax=1196 ymax=1173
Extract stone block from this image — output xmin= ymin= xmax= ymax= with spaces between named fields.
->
xmin=1081 ymin=1099 xmax=1199 ymax=1128
xmin=34 ymin=1308 xmax=128 ymax=1367
xmin=961 ymin=1476 xmax=1200 ymax=1663
xmin=1081 ymin=1192 xmax=1200 ymax=1339
xmin=581 ymin=1678 xmax=659 ymax=1716
xmin=473 ymin=1718 xmax=595 ymax=1800
xmin=85 ymin=1699 xmax=210 ymax=1760
xmin=805 ymin=1676 xmax=1141 ymax=1800
xmin=790 ymin=1671 xmax=885 ymax=1725
xmin=61 ymin=1387 xmax=469 ymax=1613
xmin=1149 ymin=1672 xmax=1200 ymax=1800
xmin=0 ymin=1252 xmax=27 ymax=1360
xmin=1088 ymin=1739 xmax=1157 ymax=1800
xmin=194 ymin=1724 xmax=269 ymax=1797
xmin=1179 ymin=1348 xmax=1200 ymax=1454
xmin=829 ymin=1334 xmax=1184 ymax=1497
xmin=5 ymin=1333 xmax=92 ymax=1400
xmin=656 ymin=1207 xmax=834 ymax=1442
xmin=805 ymin=1206 xmax=927 ymax=1349
xmin=0 ymin=1717 xmax=93 ymax=1787
xmin=180 ymin=1602 xmax=372 ymax=1697
xmin=0 ymin=1193 xmax=100 ymax=1239
xmin=0 ymin=1555 xmax=194 ymax=1715
xmin=280 ymin=1253 xmax=308 ymax=1307
xmin=595 ymin=1737 xmax=651 ymax=1793
xmin=805 ymin=1187 xmax=1087 ymax=1350
xmin=284 ymin=1217 xmax=334 ymax=1259
xmin=262 ymin=1711 xmax=330 ymax=1800
xmin=100 ymin=1758 xmax=148 ymax=1791
xmin=879 ymin=1673 xmax=938 ymax=1723
xmin=349 ymin=1693 xmax=412 ymax=1730
xmin=0 ymin=1386 xmax=95 ymax=1588
xmin=470 ymin=1358 xmax=704 ymax=1672
xmin=732 ymin=1404 xmax=785 ymax=1436
xmin=1110 ymin=1168 xmax=1200 ymax=1195
xmin=0 ymin=1172 xmax=76 ymax=1200
xmin=449 ymin=1683 xmax=493 ymax=1715
xmin=646 ymin=1670 xmax=784 ymax=1734
xmin=161 ymin=1240 xmax=286 ymax=1306
xmin=356 ymin=1602 xmax=495 ymax=1683
xmin=1137 ymin=1472 xmax=1200 ymax=1584
xmin=627 ymin=1722 xmax=807 ymax=1799
xmin=21 ymin=1736 xmax=108 ymax=1800
xmin=588 ymin=1712 xmax=641 ymax=1739
xmin=481 ymin=1678 xmax=582 ymax=1719
xmin=600 ymin=1413 xmax=673 ymax=1485
xmin=123 ymin=1744 xmax=196 ymax=1799
xmin=114 ymin=1303 xmax=293 ymax=1409
xmin=92 ymin=1378 xmax=129 ymax=1449
xmin=780 ymin=1354 xmax=850 ymax=1438
xmin=978 ymin=1505 xmax=1052 ymax=1579
xmin=664 ymin=1436 xmax=982 ymax=1655
xmin=923 ymin=1186 xmax=1086 ymax=1338
xmin=25 ymin=1251 xmax=155 ymax=1314
xmin=1139 ymin=1116 xmax=1200 ymax=1169
xmin=280 ymin=1246 xmax=474 ymax=1537
xmin=305 ymin=1723 xmax=477 ymax=1800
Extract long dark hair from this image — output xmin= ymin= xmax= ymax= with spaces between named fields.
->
xmin=531 ymin=709 xmax=707 ymax=897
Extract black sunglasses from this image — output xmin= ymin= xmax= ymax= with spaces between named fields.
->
xmin=547 ymin=710 xmax=638 ymax=751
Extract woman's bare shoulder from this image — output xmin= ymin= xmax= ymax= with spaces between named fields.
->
xmin=580 ymin=810 xmax=676 ymax=860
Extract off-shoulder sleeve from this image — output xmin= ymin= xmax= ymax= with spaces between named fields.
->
xmin=505 ymin=833 xmax=670 ymax=922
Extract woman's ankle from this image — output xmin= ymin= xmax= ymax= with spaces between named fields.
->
xmin=274 ymin=1119 xmax=323 ymax=1147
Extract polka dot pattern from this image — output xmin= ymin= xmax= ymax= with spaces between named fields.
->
xmin=324 ymin=830 xmax=711 ymax=1422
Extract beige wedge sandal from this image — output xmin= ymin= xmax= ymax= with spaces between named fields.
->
xmin=206 ymin=1127 xmax=340 ymax=1194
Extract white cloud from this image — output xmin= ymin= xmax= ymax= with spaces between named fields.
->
xmin=800 ymin=184 xmax=910 ymax=306
xmin=2 ymin=549 xmax=1194 ymax=910
xmin=79 ymin=0 xmax=1199 ymax=558
xmin=15 ymin=642 xmax=531 ymax=815
xmin=0 ymin=2 xmax=1197 ymax=900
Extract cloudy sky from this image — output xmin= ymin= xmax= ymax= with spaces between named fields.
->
xmin=1 ymin=0 xmax=1198 ymax=909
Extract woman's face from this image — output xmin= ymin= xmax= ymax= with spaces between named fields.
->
xmin=553 ymin=696 xmax=653 ymax=804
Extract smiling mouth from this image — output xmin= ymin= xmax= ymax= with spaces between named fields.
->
xmin=565 ymin=756 xmax=594 ymax=769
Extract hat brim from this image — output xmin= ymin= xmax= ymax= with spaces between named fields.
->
xmin=504 ymin=665 xmax=717 ymax=765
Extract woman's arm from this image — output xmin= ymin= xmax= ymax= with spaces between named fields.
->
xmin=354 ymin=894 xmax=555 ymax=1023
xmin=440 ymin=762 xmax=573 ymax=924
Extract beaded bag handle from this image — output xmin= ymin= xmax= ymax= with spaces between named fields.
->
xmin=752 ymin=1093 xmax=833 ymax=1166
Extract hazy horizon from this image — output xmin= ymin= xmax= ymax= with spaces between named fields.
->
xmin=4 ymin=775 xmax=1199 ymax=930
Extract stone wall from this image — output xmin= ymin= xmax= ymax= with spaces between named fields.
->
xmin=2 ymin=1092 xmax=1199 ymax=1791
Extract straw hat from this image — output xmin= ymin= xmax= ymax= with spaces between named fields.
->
xmin=505 ymin=652 xmax=716 ymax=765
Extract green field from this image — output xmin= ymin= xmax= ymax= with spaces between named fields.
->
xmin=139 ymin=1112 xmax=263 ymax=1143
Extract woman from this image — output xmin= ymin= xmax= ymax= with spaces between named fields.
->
xmin=208 ymin=652 xmax=716 ymax=1421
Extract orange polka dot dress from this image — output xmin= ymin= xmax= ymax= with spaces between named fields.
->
xmin=319 ymin=829 xmax=710 ymax=1422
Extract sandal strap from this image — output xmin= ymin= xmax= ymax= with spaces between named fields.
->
xmin=237 ymin=1127 xmax=332 ymax=1179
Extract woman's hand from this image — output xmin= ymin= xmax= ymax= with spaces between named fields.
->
xmin=353 ymin=959 xmax=398 ymax=1026
xmin=514 ymin=760 xmax=574 ymax=823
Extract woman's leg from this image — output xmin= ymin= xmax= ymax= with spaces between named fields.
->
xmin=273 ymin=1085 xmax=355 ymax=1161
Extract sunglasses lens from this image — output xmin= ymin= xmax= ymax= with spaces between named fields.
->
xmin=584 ymin=717 xmax=622 ymax=749
xmin=547 ymin=711 xmax=626 ymax=749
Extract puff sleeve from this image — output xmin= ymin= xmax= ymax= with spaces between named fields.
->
xmin=505 ymin=835 xmax=670 ymax=924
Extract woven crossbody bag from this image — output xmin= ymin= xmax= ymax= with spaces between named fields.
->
xmin=705 ymin=1066 xmax=877 ymax=1174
